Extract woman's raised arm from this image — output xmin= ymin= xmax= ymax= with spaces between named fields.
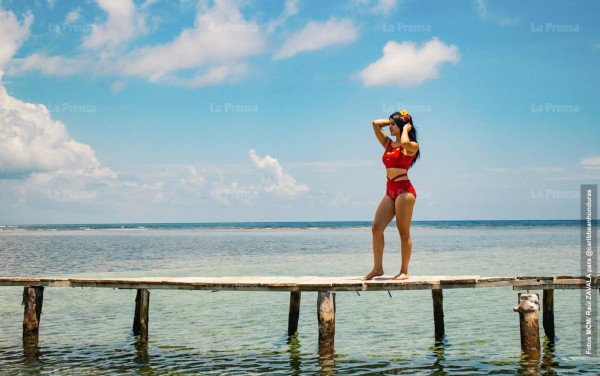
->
xmin=372 ymin=119 xmax=391 ymax=148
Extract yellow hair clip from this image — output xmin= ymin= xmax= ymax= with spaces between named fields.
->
xmin=399 ymin=109 xmax=411 ymax=121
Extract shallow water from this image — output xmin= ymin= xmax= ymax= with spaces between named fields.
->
xmin=0 ymin=223 xmax=597 ymax=374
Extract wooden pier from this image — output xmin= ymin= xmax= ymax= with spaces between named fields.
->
xmin=1 ymin=274 xmax=598 ymax=358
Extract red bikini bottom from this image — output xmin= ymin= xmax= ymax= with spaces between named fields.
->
xmin=386 ymin=176 xmax=417 ymax=200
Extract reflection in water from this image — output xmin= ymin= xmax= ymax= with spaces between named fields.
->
xmin=540 ymin=337 xmax=559 ymax=370
xmin=318 ymin=348 xmax=336 ymax=376
xmin=429 ymin=336 xmax=448 ymax=374
xmin=134 ymin=338 xmax=149 ymax=364
xmin=287 ymin=334 xmax=302 ymax=375
xmin=517 ymin=336 xmax=559 ymax=375
xmin=22 ymin=339 xmax=41 ymax=365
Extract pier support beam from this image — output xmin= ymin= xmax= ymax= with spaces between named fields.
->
xmin=513 ymin=292 xmax=541 ymax=359
xmin=542 ymin=289 xmax=555 ymax=340
xmin=22 ymin=286 xmax=44 ymax=343
xmin=317 ymin=291 xmax=335 ymax=353
xmin=432 ymin=289 xmax=445 ymax=340
xmin=133 ymin=289 xmax=150 ymax=342
xmin=288 ymin=291 xmax=301 ymax=336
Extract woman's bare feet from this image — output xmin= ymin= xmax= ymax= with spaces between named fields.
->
xmin=393 ymin=272 xmax=409 ymax=280
xmin=361 ymin=268 xmax=384 ymax=280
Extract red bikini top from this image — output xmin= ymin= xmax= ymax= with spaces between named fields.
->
xmin=382 ymin=139 xmax=416 ymax=170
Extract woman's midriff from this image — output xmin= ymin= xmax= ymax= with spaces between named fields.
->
xmin=386 ymin=168 xmax=409 ymax=181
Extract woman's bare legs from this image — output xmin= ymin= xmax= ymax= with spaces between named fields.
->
xmin=393 ymin=192 xmax=416 ymax=280
xmin=362 ymin=195 xmax=396 ymax=280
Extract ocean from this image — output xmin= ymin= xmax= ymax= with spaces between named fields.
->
xmin=0 ymin=220 xmax=597 ymax=375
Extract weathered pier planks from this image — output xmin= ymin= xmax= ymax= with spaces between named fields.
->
xmin=1 ymin=274 xmax=598 ymax=355
xmin=2 ymin=274 xmax=597 ymax=291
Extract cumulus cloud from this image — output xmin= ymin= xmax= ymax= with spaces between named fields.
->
xmin=83 ymin=0 xmax=147 ymax=51
xmin=0 ymin=82 xmax=115 ymax=179
xmin=357 ymin=37 xmax=459 ymax=87
xmin=274 ymin=17 xmax=358 ymax=60
xmin=249 ymin=149 xmax=308 ymax=197
xmin=7 ymin=0 xmax=266 ymax=88
xmin=119 ymin=0 xmax=264 ymax=85
xmin=0 ymin=8 xmax=33 ymax=68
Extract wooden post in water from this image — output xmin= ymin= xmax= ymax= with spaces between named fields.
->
xmin=22 ymin=286 xmax=44 ymax=343
xmin=288 ymin=291 xmax=301 ymax=336
xmin=133 ymin=289 xmax=150 ymax=342
xmin=317 ymin=291 xmax=335 ymax=353
xmin=432 ymin=289 xmax=445 ymax=339
xmin=542 ymin=289 xmax=555 ymax=340
xmin=513 ymin=292 xmax=541 ymax=359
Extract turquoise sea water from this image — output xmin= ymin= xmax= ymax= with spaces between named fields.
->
xmin=0 ymin=221 xmax=598 ymax=375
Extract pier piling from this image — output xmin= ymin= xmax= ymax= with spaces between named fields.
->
xmin=288 ymin=291 xmax=301 ymax=336
xmin=317 ymin=291 xmax=335 ymax=353
xmin=542 ymin=289 xmax=555 ymax=340
xmin=432 ymin=289 xmax=445 ymax=339
xmin=22 ymin=286 xmax=44 ymax=343
xmin=513 ymin=292 xmax=540 ymax=359
xmin=133 ymin=289 xmax=150 ymax=342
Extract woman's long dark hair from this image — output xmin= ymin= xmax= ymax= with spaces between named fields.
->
xmin=390 ymin=112 xmax=420 ymax=168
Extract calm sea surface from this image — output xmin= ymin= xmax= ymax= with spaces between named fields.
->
xmin=0 ymin=220 xmax=597 ymax=375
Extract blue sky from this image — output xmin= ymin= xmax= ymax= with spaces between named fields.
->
xmin=0 ymin=0 xmax=598 ymax=224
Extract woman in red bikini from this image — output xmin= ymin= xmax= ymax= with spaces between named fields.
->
xmin=362 ymin=109 xmax=420 ymax=281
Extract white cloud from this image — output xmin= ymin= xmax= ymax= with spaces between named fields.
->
xmin=477 ymin=0 xmax=487 ymax=18
xmin=179 ymin=166 xmax=206 ymax=192
xmin=350 ymin=0 xmax=399 ymax=14
xmin=0 ymin=82 xmax=115 ymax=179
xmin=0 ymin=8 xmax=33 ymax=69
xmin=249 ymin=149 xmax=308 ymax=197
xmin=476 ymin=0 xmax=516 ymax=26
xmin=83 ymin=0 xmax=147 ymax=51
xmin=372 ymin=0 xmax=399 ymax=14
xmin=581 ymin=156 xmax=600 ymax=170
xmin=274 ymin=17 xmax=358 ymax=60
xmin=7 ymin=53 xmax=87 ymax=76
xmin=210 ymin=179 xmax=259 ymax=206
xmin=357 ymin=37 xmax=459 ymax=87
xmin=7 ymin=0 xmax=266 ymax=87
xmin=116 ymin=0 xmax=265 ymax=86
xmin=267 ymin=0 xmax=299 ymax=34
xmin=65 ymin=7 xmax=81 ymax=23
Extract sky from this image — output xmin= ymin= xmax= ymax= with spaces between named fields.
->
xmin=0 ymin=0 xmax=598 ymax=224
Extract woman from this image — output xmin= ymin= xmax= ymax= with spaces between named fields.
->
xmin=362 ymin=109 xmax=420 ymax=281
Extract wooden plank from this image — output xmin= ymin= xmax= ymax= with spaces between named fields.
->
xmin=0 ymin=275 xmax=598 ymax=292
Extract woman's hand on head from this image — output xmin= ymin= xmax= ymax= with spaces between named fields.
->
xmin=403 ymin=123 xmax=412 ymax=132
